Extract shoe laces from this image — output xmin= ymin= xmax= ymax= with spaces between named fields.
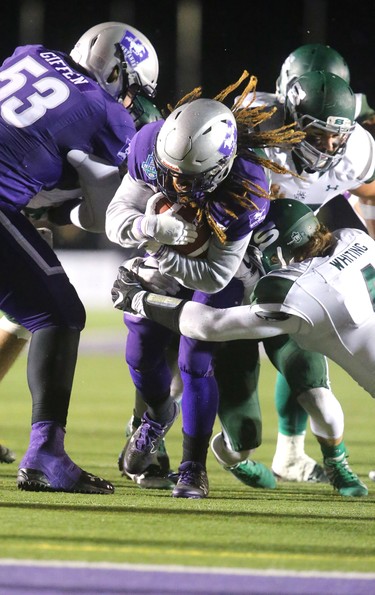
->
xmin=134 ymin=419 xmax=164 ymax=452
xmin=178 ymin=462 xmax=206 ymax=485
xmin=324 ymin=454 xmax=359 ymax=487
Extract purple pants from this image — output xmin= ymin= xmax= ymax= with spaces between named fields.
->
xmin=124 ymin=278 xmax=244 ymax=438
xmin=0 ymin=201 xmax=85 ymax=331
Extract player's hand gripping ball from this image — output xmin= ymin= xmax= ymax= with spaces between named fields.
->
xmin=150 ymin=193 xmax=211 ymax=257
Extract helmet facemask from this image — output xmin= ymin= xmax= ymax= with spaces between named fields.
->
xmin=154 ymin=150 xmax=235 ymax=203
xmin=285 ymin=72 xmax=356 ymax=173
xmin=291 ymin=112 xmax=355 ymax=173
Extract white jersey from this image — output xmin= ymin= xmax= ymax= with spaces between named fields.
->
xmin=252 ymin=228 xmax=375 ymax=396
xmin=239 ymin=92 xmax=375 ymax=207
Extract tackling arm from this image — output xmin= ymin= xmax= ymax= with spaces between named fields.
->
xmin=111 ymin=269 xmax=300 ymax=339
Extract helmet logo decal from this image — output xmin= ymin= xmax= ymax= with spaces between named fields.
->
xmin=141 ymin=153 xmax=157 ymax=180
xmin=219 ymin=120 xmax=237 ymax=157
xmin=121 ymin=30 xmax=149 ymax=68
xmin=287 ymin=230 xmax=305 ymax=246
xmin=326 ymin=115 xmax=352 ymax=132
xmin=287 ymin=82 xmax=306 ymax=106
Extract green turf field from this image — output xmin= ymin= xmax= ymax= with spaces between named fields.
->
xmin=1 ymin=309 xmax=374 ymax=572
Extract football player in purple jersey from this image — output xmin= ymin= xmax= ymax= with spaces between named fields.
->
xmin=0 ymin=21 xmax=158 ymax=493
xmin=106 ymin=76 xmax=304 ymax=498
xmin=111 ymin=198 xmax=371 ymax=498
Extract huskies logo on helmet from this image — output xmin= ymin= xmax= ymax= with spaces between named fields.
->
xmin=121 ymin=30 xmax=149 ymax=68
xmin=219 ymin=120 xmax=237 ymax=157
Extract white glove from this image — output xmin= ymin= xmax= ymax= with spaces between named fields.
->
xmin=124 ymin=256 xmax=180 ymax=295
xmin=141 ymin=212 xmax=198 ymax=245
xmin=134 ymin=194 xmax=197 ymax=246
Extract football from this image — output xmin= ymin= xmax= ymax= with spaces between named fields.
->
xmin=150 ymin=194 xmax=211 ymax=257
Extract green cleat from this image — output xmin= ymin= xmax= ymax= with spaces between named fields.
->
xmin=228 ymin=460 xmax=277 ymax=489
xmin=324 ymin=453 xmax=368 ymax=497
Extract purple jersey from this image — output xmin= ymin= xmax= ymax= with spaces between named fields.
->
xmin=0 ymin=45 xmax=136 ymax=207
xmin=127 ymin=120 xmax=270 ymax=241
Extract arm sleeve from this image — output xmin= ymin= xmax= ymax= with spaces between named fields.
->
xmin=156 ymin=234 xmax=251 ymax=293
xmin=105 ymin=173 xmax=153 ymax=246
xmin=67 ymin=150 xmax=122 ymax=233
xmin=177 ymin=302 xmax=301 ymax=340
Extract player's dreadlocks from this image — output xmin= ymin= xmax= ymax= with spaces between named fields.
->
xmin=165 ymin=71 xmax=306 ymax=242
xmin=168 ymin=70 xmax=305 ymax=178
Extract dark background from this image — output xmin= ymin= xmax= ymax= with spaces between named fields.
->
xmin=1 ymin=0 xmax=373 ymax=249
xmin=1 ymin=0 xmax=374 ymax=107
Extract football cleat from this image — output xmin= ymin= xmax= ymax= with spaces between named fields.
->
xmin=229 ymin=460 xmax=277 ymax=489
xmin=18 ymin=422 xmax=114 ymax=494
xmin=210 ymin=433 xmax=276 ymax=489
xmin=126 ymin=464 xmax=174 ymax=490
xmin=369 ymin=470 xmax=375 ymax=481
xmin=0 ymin=444 xmax=16 ymax=464
xmin=172 ymin=461 xmax=209 ymax=499
xmin=17 ymin=468 xmax=114 ymax=494
xmin=272 ymin=433 xmax=329 ymax=483
xmin=118 ymin=442 xmax=173 ymax=490
xmin=124 ymin=402 xmax=179 ymax=475
xmin=324 ymin=453 xmax=368 ymax=497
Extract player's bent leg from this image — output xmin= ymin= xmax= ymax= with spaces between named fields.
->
xmin=210 ymin=432 xmax=276 ymax=489
xmin=299 ymin=388 xmax=368 ymax=497
xmin=19 ymin=327 xmax=113 ymax=494
xmin=265 ymin=337 xmax=328 ymax=483
xmin=213 ymin=339 xmax=275 ymax=487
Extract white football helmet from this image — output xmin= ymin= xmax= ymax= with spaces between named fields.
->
xmin=70 ymin=21 xmax=158 ymax=100
xmin=154 ymin=98 xmax=237 ymax=202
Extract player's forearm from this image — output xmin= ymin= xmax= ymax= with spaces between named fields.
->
xmin=157 ymin=236 xmax=250 ymax=293
xmin=134 ymin=293 xmax=289 ymax=341
xmin=105 ymin=174 xmax=152 ymax=246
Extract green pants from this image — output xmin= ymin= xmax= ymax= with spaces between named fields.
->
xmin=215 ymin=336 xmax=330 ymax=452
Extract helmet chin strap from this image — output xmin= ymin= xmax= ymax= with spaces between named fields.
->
xmin=276 ymin=246 xmax=288 ymax=268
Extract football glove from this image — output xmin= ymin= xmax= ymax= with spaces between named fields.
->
xmin=124 ymin=256 xmax=179 ymax=295
xmin=111 ymin=267 xmax=145 ymax=313
xmin=139 ymin=211 xmax=198 ymax=246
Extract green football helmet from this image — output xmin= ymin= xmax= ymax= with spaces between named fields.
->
xmin=285 ymin=71 xmax=356 ymax=172
xmin=250 ymin=199 xmax=319 ymax=272
xmin=276 ymin=43 xmax=350 ymax=102
xmin=129 ymin=95 xmax=163 ymax=130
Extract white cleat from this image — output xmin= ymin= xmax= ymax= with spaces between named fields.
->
xmin=272 ymin=433 xmax=328 ymax=483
